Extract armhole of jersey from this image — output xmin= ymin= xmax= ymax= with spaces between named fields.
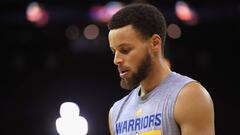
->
xmin=173 ymin=80 xmax=199 ymax=125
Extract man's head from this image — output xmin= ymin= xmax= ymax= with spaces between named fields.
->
xmin=108 ymin=4 xmax=167 ymax=90
xmin=108 ymin=3 xmax=167 ymax=53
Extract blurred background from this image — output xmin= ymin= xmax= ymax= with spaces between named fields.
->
xmin=1 ymin=0 xmax=239 ymax=134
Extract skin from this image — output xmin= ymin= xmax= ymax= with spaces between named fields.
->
xmin=108 ymin=25 xmax=215 ymax=135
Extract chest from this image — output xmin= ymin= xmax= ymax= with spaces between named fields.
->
xmin=115 ymin=96 xmax=164 ymax=135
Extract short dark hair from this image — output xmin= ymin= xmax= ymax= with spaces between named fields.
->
xmin=108 ymin=3 xmax=167 ymax=55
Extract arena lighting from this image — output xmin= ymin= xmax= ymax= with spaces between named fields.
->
xmin=167 ymin=23 xmax=182 ymax=39
xmin=26 ymin=2 xmax=49 ymax=27
xmin=105 ymin=1 xmax=124 ymax=18
xmin=83 ymin=24 xmax=100 ymax=40
xmin=89 ymin=1 xmax=123 ymax=23
xmin=175 ymin=1 xmax=199 ymax=26
xmin=56 ymin=102 xmax=88 ymax=135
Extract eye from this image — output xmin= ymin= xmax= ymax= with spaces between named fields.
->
xmin=120 ymin=48 xmax=132 ymax=54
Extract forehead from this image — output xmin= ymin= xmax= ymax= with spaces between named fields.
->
xmin=108 ymin=25 xmax=144 ymax=47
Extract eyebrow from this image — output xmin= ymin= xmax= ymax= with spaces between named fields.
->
xmin=114 ymin=43 xmax=132 ymax=49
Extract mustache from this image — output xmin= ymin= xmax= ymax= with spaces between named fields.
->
xmin=117 ymin=66 xmax=130 ymax=73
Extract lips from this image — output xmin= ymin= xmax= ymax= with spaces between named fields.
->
xmin=120 ymin=70 xmax=128 ymax=78
xmin=118 ymin=68 xmax=129 ymax=78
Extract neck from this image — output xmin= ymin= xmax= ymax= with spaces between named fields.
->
xmin=140 ymin=58 xmax=171 ymax=97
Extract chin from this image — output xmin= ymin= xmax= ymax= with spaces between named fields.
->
xmin=120 ymin=78 xmax=139 ymax=90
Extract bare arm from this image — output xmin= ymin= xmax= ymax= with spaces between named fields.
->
xmin=108 ymin=107 xmax=114 ymax=135
xmin=174 ymin=82 xmax=215 ymax=135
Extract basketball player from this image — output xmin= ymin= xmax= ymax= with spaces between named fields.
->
xmin=107 ymin=3 xmax=215 ymax=135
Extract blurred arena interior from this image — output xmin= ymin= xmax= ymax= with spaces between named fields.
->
xmin=1 ymin=0 xmax=239 ymax=134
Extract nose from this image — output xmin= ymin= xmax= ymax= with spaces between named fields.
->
xmin=113 ymin=52 xmax=123 ymax=65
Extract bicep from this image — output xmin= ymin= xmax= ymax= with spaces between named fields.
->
xmin=109 ymin=107 xmax=114 ymax=135
xmin=174 ymin=82 xmax=215 ymax=135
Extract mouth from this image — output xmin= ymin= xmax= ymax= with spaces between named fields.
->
xmin=120 ymin=70 xmax=128 ymax=77
xmin=118 ymin=69 xmax=129 ymax=78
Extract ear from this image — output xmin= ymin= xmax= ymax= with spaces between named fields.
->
xmin=150 ymin=34 xmax=162 ymax=52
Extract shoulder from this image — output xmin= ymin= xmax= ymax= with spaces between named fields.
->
xmin=111 ymin=87 xmax=139 ymax=110
xmin=174 ymin=82 xmax=215 ymax=134
xmin=175 ymin=82 xmax=214 ymax=111
xmin=112 ymin=93 xmax=130 ymax=109
xmin=108 ymin=88 xmax=138 ymax=135
xmin=176 ymin=81 xmax=213 ymax=104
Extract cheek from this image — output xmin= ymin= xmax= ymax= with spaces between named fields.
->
xmin=127 ymin=51 xmax=145 ymax=71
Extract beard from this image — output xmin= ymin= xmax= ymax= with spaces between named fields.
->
xmin=120 ymin=50 xmax=152 ymax=90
